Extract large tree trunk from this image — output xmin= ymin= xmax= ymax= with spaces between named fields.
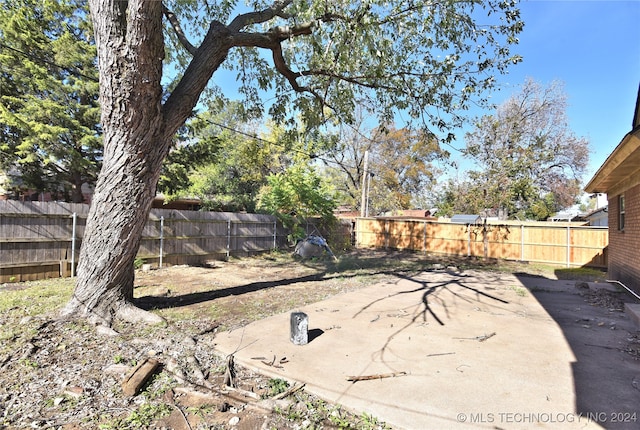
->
xmin=62 ymin=130 xmax=169 ymax=326
xmin=61 ymin=0 xmax=167 ymax=326
xmin=62 ymin=0 xmax=232 ymax=327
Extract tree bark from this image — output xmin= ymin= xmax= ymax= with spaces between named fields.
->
xmin=62 ymin=0 xmax=233 ymax=327
xmin=61 ymin=127 xmax=169 ymax=325
xmin=70 ymin=171 xmax=85 ymax=203
xmin=61 ymin=0 xmax=168 ymax=325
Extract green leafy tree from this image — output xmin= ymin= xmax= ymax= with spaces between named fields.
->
xmin=0 ymin=0 xmax=101 ymax=202
xmin=453 ymin=79 xmax=589 ymax=220
xmin=186 ymin=103 xmax=274 ymax=212
xmin=252 ymin=121 xmax=338 ymax=227
xmin=62 ymin=0 xmax=524 ymax=328
xmin=258 ymin=163 xmax=337 ymax=242
xmin=434 ymin=179 xmax=471 ymax=218
xmin=157 ymin=136 xmax=221 ymax=198
xmin=159 ymin=103 xmax=335 ymax=212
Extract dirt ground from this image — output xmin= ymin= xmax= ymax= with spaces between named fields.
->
xmin=131 ymin=250 xmax=588 ymax=328
xmin=1 ymin=250 xmax=635 ymax=429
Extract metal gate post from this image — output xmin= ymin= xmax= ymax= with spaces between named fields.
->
xmin=273 ymin=220 xmax=277 ymax=250
xmin=71 ymin=212 xmax=77 ymax=277
xmin=226 ymin=219 xmax=231 ymax=259
xmin=159 ymin=216 xmax=164 ymax=268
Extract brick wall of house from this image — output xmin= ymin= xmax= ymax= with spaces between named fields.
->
xmin=608 ymin=183 xmax=640 ymax=295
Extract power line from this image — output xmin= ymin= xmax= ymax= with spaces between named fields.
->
xmin=203 ymin=118 xmax=365 ymax=173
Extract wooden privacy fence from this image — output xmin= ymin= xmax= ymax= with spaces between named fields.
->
xmin=0 ymin=200 xmax=608 ymax=283
xmin=355 ymin=218 xmax=608 ymax=269
xmin=0 ymin=201 xmax=290 ymax=282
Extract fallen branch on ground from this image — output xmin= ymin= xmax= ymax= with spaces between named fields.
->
xmin=273 ymin=383 xmax=305 ymax=400
xmin=220 ymin=384 xmax=261 ymax=400
xmin=346 ymin=371 xmax=407 ymax=382
xmin=224 ymin=355 xmax=237 ymax=388
xmin=454 ymin=332 xmax=496 ymax=342
xmin=261 ymin=354 xmax=285 ymax=368
xmin=121 ymin=357 xmax=160 ymax=396
xmin=584 ymin=343 xmax=618 ymax=350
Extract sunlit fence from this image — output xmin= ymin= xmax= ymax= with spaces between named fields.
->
xmin=355 ymin=217 xmax=608 ymax=269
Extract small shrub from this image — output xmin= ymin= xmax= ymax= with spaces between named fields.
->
xmin=267 ymin=378 xmax=290 ymax=396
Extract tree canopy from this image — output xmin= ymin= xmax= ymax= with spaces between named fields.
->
xmin=158 ymin=101 xmax=336 ymax=214
xmin=0 ymin=0 xmax=101 ymax=202
xmin=438 ymin=79 xmax=589 ymax=220
xmin=59 ymin=0 xmax=524 ymax=328
xmin=163 ymin=0 xmax=523 ymax=138
xmin=366 ymin=125 xmax=444 ymax=214
xmin=322 ymin=113 xmax=444 ymax=216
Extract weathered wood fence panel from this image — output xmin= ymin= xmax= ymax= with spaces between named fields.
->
xmin=0 ymin=201 xmax=290 ymax=282
xmin=139 ymin=209 xmax=284 ymax=266
xmin=0 ymin=201 xmax=88 ymax=281
xmin=355 ymin=218 xmax=608 ymax=268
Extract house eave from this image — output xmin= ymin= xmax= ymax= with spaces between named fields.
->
xmin=584 ymin=128 xmax=640 ymax=194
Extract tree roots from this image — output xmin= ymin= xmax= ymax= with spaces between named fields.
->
xmin=60 ymin=297 xmax=165 ymax=334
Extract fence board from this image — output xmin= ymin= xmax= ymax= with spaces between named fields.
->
xmin=0 ymin=201 xmax=294 ymax=282
xmin=355 ymin=218 xmax=608 ymax=269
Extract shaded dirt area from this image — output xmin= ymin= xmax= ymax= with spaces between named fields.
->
xmin=0 ymin=250 xmax=631 ymax=429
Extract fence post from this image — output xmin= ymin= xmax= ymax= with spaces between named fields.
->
xmin=520 ymin=224 xmax=524 ymax=262
xmin=159 ymin=216 xmax=164 ymax=268
xmin=71 ymin=212 xmax=77 ymax=277
xmin=226 ymin=219 xmax=231 ymax=259
xmin=467 ymin=224 xmax=471 ymax=257
xmin=566 ymin=224 xmax=570 ymax=268
xmin=385 ymin=219 xmax=390 ymax=249
xmin=273 ymin=220 xmax=277 ymax=250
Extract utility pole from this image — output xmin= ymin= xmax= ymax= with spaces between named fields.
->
xmin=360 ymin=150 xmax=369 ymax=217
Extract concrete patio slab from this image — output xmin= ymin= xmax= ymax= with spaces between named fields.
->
xmin=214 ymin=269 xmax=640 ymax=429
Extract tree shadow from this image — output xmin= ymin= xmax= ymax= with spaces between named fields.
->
xmin=135 ymin=273 xmax=327 ymax=310
xmin=352 ymin=270 xmax=511 ymax=368
xmin=354 ymin=271 xmax=509 ymax=327
xmin=134 ymin=267 xmax=414 ymax=311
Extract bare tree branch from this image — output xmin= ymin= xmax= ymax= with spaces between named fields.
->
xmin=162 ymin=4 xmax=196 ymax=55
xmin=228 ymin=0 xmax=293 ymax=32
xmin=269 ymin=43 xmax=306 ymax=92
xmin=230 ymin=23 xmax=324 ymax=103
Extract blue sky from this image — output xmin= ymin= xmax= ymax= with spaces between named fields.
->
xmin=483 ymin=0 xmax=639 ymax=183
xmin=206 ymin=1 xmax=639 ymax=186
